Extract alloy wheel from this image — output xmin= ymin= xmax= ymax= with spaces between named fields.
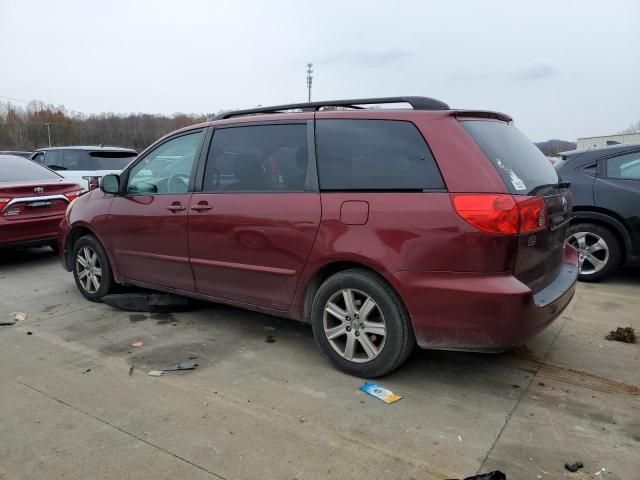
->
xmin=76 ymin=246 xmax=103 ymax=294
xmin=567 ymin=231 xmax=609 ymax=275
xmin=322 ymin=288 xmax=387 ymax=363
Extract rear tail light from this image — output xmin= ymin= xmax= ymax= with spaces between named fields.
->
xmin=82 ymin=176 xmax=100 ymax=191
xmin=515 ymin=196 xmax=547 ymax=233
xmin=64 ymin=190 xmax=82 ymax=202
xmin=451 ymin=194 xmax=547 ymax=235
xmin=0 ymin=198 xmax=9 ymax=211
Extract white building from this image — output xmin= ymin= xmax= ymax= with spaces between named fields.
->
xmin=576 ymin=132 xmax=640 ymax=150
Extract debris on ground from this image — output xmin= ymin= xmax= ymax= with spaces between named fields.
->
xmin=564 ymin=461 xmax=584 ymax=472
xmin=457 ymin=435 xmax=463 ymax=442
xmin=14 ymin=312 xmax=27 ymax=321
xmin=0 ymin=321 xmax=16 ymax=326
xmin=147 ymin=361 xmax=199 ymax=377
xmin=594 ymin=468 xmax=606 ymax=476
xmin=450 ymin=471 xmax=506 ymax=480
xmin=129 ymin=366 xmax=134 ymax=376
xmin=102 ymin=292 xmax=196 ymax=313
xmin=26 ymin=331 xmax=32 ymax=335
xmin=131 ymin=341 xmax=144 ymax=348
xmin=605 ymin=327 xmax=636 ymax=344
xmin=359 ymin=383 xmax=402 ymax=404
xmin=265 ymin=335 xmax=276 ymax=343
xmin=83 ymin=368 xmax=91 ymax=374
xmin=159 ymin=361 xmax=198 ymax=372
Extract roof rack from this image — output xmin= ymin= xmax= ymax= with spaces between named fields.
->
xmin=214 ymin=96 xmax=450 ymax=120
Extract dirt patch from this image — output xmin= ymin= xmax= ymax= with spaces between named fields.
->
xmin=606 ymin=327 xmax=636 ymax=344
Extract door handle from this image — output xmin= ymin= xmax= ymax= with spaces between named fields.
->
xmin=167 ymin=204 xmax=186 ymax=212
xmin=191 ymin=203 xmax=212 ymax=212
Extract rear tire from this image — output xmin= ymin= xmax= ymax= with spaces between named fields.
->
xmin=311 ymin=269 xmax=415 ymax=378
xmin=72 ymin=235 xmax=115 ymax=301
xmin=567 ymin=223 xmax=621 ymax=282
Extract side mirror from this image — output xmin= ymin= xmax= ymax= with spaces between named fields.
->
xmin=101 ymin=174 xmax=120 ymax=194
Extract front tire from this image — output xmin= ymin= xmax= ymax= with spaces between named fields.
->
xmin=72 ymin=235 xmax=114 ymax=301
xmin=566 ymin=223 xmax=621 ymax=281
xmin=311 ymin=269 xmax=415 ymax=378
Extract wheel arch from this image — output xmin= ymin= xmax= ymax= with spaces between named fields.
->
xmin=570 ymin=208 xmax=632 ymax=258
xmin=299 ymin=260 xmax=407 ymax=324
xmin=64 ymin=225 xmax=119 ymax=281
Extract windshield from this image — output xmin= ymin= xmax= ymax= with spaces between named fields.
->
xmin=461 ymin=120 xmax=559 ymax=194
xmin=0 ymin=157 xmax=62 ymax=182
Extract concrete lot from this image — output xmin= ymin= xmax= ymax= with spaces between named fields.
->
xmin=0 ymin=248 xmax=638 ymax=480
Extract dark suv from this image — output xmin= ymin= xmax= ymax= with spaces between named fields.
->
xmin=557 ymin=144 xmax=640 ymax=280
xmin=59 ymin=97 xmax=578 ymax=377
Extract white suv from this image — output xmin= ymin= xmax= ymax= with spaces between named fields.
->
xmin=31 ymin=146 xmax=137 ymax=192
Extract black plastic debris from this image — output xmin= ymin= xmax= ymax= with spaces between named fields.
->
xmin=148 ymin=361 xmax=198 ymax=377
xmin=101 ymin=292 xmax=196 ymax=313
xmin=564 ymin=461 xmax=584 ymax=473
xmin=160 ymin=361 xmax=198 ymax=371
xmin=0 ymin=321 xmax=16 ymax=326
xmin=265 ymin=335 xmax=276 ymax=343
xmin=448 ymin=472 xmax=506 ymax=480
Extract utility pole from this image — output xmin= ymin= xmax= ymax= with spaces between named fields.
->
xmin=306 ymin=63 xmax=313 ymax=102
xmin=46 ymin=123 xmax=52 ymax=147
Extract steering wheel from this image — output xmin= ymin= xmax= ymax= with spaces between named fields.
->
xmin=168 ymin=173 xmax=190 ymax=193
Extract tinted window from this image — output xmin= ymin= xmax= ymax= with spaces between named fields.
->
xmin=203 ymin=124 xmax=309 ymax=192
xmin=127 ymin=131 xmax=203 ymax=194
xmin=606 ymin=151 xmax=640 ymax=180
xmin=0 ymin=157 xmax=62 ymax=182
xmin=316 ymin=119 xmax=444 ymax=190
xmin=43 ymin=150 xmax=64 ymax=169
xmin=90 ymin=151 xmax=136 ymax=170
xmin=31 ymin=152 xmax=45 ymax=164
xmin=62 ymin=150 xmax=93 ymax=170
xmin=461 ymin=120 xmax=558 ymax=194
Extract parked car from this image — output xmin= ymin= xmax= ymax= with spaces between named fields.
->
xmin=1 ymin=155 xmax=81 ymax=251
xmin=0 ymin=150 xmax=33 ymax=159
xmin=31 ymin=146 xmax=137 ymax=192
xmin=556 ymin=144 xmax=640 ymax=280
xmin=58 ymin=97 xmax=578 ymax=377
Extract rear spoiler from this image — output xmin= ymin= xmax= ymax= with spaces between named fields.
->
xmin=453 ymin=110 xmax=512 ymax=123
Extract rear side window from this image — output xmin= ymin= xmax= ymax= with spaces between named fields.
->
xmin=0 ymin=157 xmax=62 ymax=182
xmin=316 ymin=120 xmax=444 ymax=190
xmin=606 ymin=151 xmax=640 ymax=180
xmin=461 ymin=120 xmax=558 ymax=194
xmin=203 ymin=124 xmax=309 ymax=192
xmin=43 ymin=150 xmax=64 ymax=169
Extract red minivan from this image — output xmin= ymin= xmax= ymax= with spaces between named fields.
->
xmin=59 ymin=97 xmax=578 ymax=377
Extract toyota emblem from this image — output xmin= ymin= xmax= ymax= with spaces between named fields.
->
xmin=33 ymin=186 xmax=45 ymax=195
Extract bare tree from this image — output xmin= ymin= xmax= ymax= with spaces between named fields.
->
xmin=0 ymin=100 xmax=210 ymax=152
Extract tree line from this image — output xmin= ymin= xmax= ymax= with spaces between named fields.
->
xmin=0 ymin=100 xmax=211 ymax=153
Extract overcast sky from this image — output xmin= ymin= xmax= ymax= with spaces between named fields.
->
xmin=1 ymin=0 xmax=639 ymax=141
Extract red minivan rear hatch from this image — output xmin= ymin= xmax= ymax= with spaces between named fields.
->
xmin=459 ymin=119 xmax=572 ymax=293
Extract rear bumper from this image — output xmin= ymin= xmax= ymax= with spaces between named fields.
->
xmin=0 ymin=216 xmax=63 ymax=248
xmin=391 ymin=244 xmax=578 ymax=351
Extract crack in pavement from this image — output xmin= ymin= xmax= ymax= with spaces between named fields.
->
xmin=474 ymin=313 xmax=570 ymax=475
xmin=16 ymin=380 xmax=227 ymax=480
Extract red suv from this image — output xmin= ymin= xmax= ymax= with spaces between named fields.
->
xmin=59 ymin=97 xmax=578 ymax=377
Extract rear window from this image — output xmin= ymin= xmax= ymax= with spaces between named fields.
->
xmin=49 ymin=150 xmax=136 ymax=171
xmin=0 ymin=157 xmax=62 ymax=182
xmin=316 ymin=119 xmax=444 ymax=190
xmin=89 ymin=151 xmax=136 ymax=170
xmin=461 ymin=120 xmax=558 ymax=194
